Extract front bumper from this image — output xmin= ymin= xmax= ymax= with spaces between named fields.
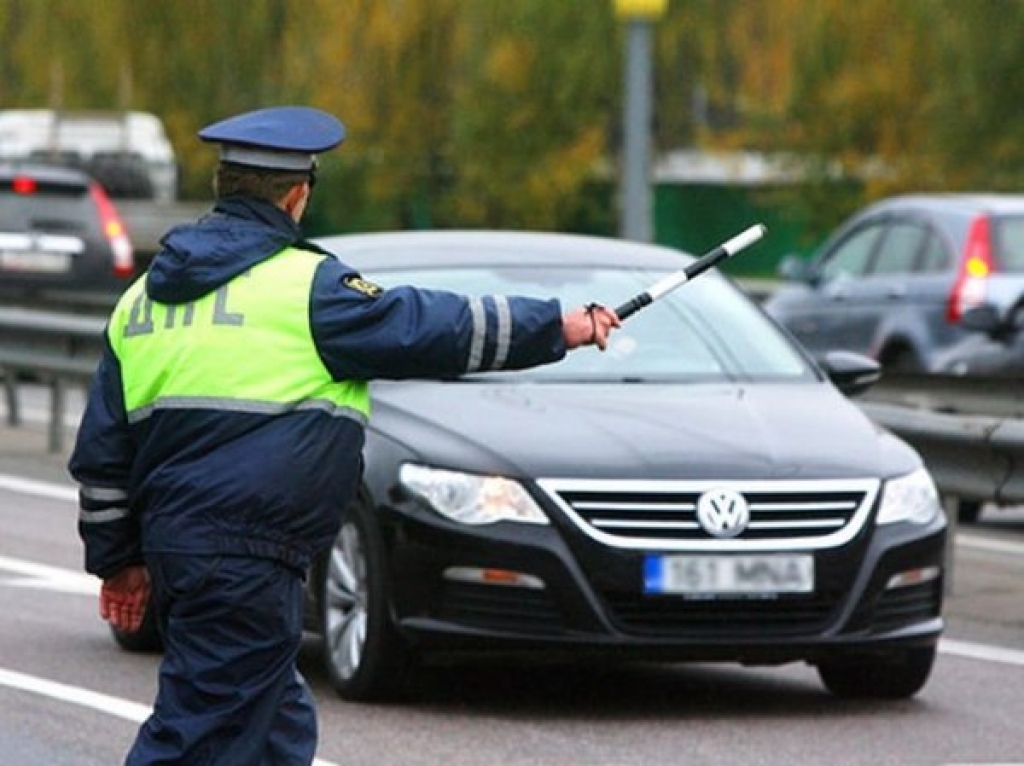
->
xmin=381 ymin=496 xmax=947 ymax=664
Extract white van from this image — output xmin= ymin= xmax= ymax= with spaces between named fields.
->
xmin=0 ymin=109 xmax=179 ymax=202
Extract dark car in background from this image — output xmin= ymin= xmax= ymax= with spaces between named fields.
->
xmin=930 ymin=300 xmax=1024 ymax=376
xmin=0 ymin=162 xmax=135 ymax=297
xmin=765 ymin=194 xmax=1024 ymax=372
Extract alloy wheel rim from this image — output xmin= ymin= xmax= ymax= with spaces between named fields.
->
xmin=324 ymin=522 xmax=368 ymax=681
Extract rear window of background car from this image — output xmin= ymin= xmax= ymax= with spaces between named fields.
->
xmin=0 ymin=182 xmax=91 ymax=231
xmin=995 ymin=217 xmax=1024 ymax=272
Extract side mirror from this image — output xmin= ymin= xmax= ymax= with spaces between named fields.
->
xmin=777 ymin=254 xmax=810 ymax=282
xmin=818 ymin=350 xmax=881 ymax=397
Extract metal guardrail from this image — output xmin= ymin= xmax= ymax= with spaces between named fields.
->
xmin=860 ymin=372 xmax=1024 ymax=419
xmin=0 ymin=307 xmax=1022 ymax=513
xmin=857 ymin=373 xmax=1024 ymax=507
xmin=860 ymin=401 xmax=1016 ymax=503
xmin=0 ymin=307 xmax=105 ymax=452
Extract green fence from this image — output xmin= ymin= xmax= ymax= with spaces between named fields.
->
xmin=655 ymin=183 xmax=835 ymax=278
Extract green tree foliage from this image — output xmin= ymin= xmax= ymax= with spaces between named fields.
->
xmin=443 ymin=2 xmax=617 ymax=229
xmin=290 ymin=0 xmax=465 ymax=230
xmin=3 ymin=0 xmax=1024 ymax=237
xmin=661 ymin=0 xmax=1024 ymax=231
xmin=926 ymin=0 xmax=1024 ymax=189
xmin=293 ymin=0 xmax=617 ymax=231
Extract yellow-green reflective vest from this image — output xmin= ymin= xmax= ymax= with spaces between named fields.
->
xmin=108 ymin=247 xmax=370 ymax=425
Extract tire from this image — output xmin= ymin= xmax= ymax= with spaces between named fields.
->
xmin=110 ymin=598 xmax=162 ymax=653
xmin=881 ymin=347 xmax=922 ymax=374
xmin=957 ymin=500 xmax=982 ymax=524
xmin=817 ymin=645 xmax=936 ymax=699
xmin=319 ymin=500 xmax=415 ymax=702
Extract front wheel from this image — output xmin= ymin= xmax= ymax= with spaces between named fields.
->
xmin=881 ymin=347 xmax=923 ymax=374
xmin=817 ymin=645 xmax=936 ymax=699
xmin=319 ymin=500 xmax=416 ymax=702
xmin=957 ymin=500 xmax=983 ymax=524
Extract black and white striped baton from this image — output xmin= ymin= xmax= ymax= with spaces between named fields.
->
xmin=613 ymin=224 xmax=768 ymax=320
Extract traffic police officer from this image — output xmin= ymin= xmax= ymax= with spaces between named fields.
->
xmin=68 ymin=105 xmax=619 ymax=766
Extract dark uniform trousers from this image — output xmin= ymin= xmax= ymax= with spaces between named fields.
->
xmin=126 ymin=553 xmax=317 ymax=766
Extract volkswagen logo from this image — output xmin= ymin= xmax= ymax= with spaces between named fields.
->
xmin=696 ymin=488 xmax=750 ymax=538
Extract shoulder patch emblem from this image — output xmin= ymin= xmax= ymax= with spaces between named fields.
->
xmin=343 ymin=275 xmax=383 ymax=298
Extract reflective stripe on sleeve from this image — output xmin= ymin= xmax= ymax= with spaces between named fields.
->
xmin=490 ymin=296 xmax=511 ymax=370
xmin=79 ymin=507 xmax=131 ymax=524
xmin=467 ymin=297 xmax=486 ymax=373
xmin=80 ymin=486 xmax=129 ymax=503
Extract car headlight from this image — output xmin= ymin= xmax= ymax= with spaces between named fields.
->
xmin=876 ymin=467 xmax=941 ymax=525
xmin=398 ymin=464 xmax=549 ymax=525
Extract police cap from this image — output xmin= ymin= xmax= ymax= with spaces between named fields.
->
xmin=198 ymin=106 xmax=346 ymax=172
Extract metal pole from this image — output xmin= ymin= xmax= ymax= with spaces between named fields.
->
xmin=943 ymin=495 xmax=958 ymax=596
xmin=49 ymin=377 xmax=66 ymax=454
xmin=2 ymin=368 xmax=20 ymax=427
xmin=621 ymin=19 xmax=654 ymax=242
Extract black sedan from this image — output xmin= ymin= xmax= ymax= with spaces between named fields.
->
xmin=295 ymin=230 xmax=947 ymax=702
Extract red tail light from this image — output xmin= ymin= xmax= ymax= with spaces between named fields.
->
xmin=89 ymin=182 xmax=135 ymax=278
xmin=12 ymin=176 xmax=38 ymax=195
xmin=947 ymin=215 xmax=994 ymax=322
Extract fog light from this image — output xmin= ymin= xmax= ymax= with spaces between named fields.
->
xmin=885 ymin=565 xmax=941 ymax=590
xmin=443 ymin=566 xmax=545 ymax=590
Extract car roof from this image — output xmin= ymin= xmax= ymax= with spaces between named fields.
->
xmin=314 ymin=229 xmax=696 ymax=271
xmin=864 ymin=193 xmax=1024 ymax=217
xmin=0 ymin=161 xmax=92 ymax=187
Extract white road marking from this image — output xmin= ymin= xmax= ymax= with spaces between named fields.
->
xmin=939 ymin=639 xmax=1024 ymax=668
xmin=957 ymin=532 xmax=1024 ymax=557
xmin=0 ymin=554 xmax=99 ymax=595
xmin=0 ymin=473 xmax=77 ymax=503
xmin=0 ymin=666 xmax=341 ymax=766
xmin=0 ymin=666 xmax=151 ymax=721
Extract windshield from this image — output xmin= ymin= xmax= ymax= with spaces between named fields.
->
xmin=366 ymin=264 xmax=815 ymax=383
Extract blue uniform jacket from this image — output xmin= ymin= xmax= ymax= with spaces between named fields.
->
xmin=69 ymin=198 xmax=567 ymax=578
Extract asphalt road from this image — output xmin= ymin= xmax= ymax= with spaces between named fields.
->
xmin=1 ymin=388 xmax=1023 ymax=765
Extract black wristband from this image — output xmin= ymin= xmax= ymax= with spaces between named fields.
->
xmin=584 ymin=303 xmax=603 ymax=344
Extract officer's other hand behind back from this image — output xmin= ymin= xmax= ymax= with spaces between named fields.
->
xmin=562 ymin=304 xmax=620 ymax=350
xmin=100 ymin=564 xmax=151 ymax=632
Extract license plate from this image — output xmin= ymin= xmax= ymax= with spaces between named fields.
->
xmin=644 ymin=554 xmax=814 ymax=596
xmin=0 ymin=250 xmax=72 ymax=273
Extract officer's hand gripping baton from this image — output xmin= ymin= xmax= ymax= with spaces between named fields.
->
xmin=613 ymin=224 xmax=767 ymax=320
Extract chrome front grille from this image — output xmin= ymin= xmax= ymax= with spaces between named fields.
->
xmin=536 ymin=478 xmax=880 ymax=551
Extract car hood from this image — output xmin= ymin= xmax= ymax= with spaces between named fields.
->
xmin=367 ymin=381 xmax=919 ymax=481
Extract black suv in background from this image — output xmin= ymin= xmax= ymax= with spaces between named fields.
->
xmin=0 ymin=162 xmax=135 ymax=297
xmin=765 ymin=194 xmax=1024 ymax=372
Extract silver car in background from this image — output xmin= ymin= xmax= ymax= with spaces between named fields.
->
xmin=765 ymin=194 xmax=1024 ymax=372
